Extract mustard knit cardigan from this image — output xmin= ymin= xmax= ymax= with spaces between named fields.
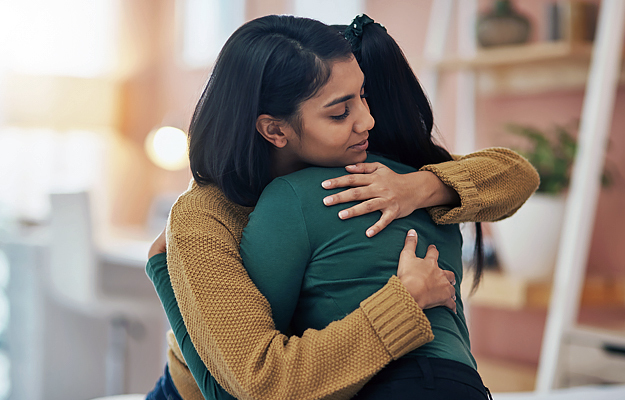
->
xmin=165 ymin=147 xmax=539 ymax=400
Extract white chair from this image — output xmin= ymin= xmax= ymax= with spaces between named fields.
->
xmin=48 ymin=191 xmax=164 ymax=397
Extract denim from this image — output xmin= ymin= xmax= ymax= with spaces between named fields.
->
xmin=145 ymin=364 xmax=183 ymax=400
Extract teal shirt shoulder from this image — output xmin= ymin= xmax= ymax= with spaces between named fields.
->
xmin=241 ymin=153 xmax=476 ymax=369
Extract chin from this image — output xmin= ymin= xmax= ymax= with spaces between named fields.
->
xmin=353 ymin=151 xmax=368 ymax=164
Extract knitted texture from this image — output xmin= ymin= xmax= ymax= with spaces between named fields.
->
xmin=167 ymin=182 xmax=433 ymax=400
xmin=360 ymin=276 xmax=435 ymax=358
xmin=422 ymin=147 xmax=539 ymax=224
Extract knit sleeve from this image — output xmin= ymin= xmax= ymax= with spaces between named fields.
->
xmin=420 ymin=147 xmax=539 ymax=224
xmin=166 ymin=186 xmax=433 ymax=400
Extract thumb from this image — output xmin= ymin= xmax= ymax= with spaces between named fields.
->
xmin=402 ymin=229 xmax=418 ymax=255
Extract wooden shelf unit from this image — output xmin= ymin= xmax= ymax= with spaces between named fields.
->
xmin=436 ymin=41 xmax=594 ymax=70
xmin=425 ymin=41 xmax=625 ymax=95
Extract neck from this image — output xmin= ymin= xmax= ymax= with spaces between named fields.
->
xmin=270 ymin=147 xmax=308 ymax=178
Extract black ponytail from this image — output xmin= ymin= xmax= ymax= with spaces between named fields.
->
xmin=338 ymin=16 xmax=485 ymax=292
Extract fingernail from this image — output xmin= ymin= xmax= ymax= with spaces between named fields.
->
xmin=346 ymin=164 xmax=356 ymax=169
xmin=321 ymin=180 xmax=331 ymax=188
xmin=323 ymin=196 xmax=333 ymax=205
xmin=338 ymin=210 xmax=348 ymax=219
xmin=407 ymin=229 xmax=416 ymax=236
xmin=366 ymin=229 xmax=375 ymax=237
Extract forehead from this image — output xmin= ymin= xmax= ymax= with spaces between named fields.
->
xmin=306 ymin=57 xmax=364 ymax=108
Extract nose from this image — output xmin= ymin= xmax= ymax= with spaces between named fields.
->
xmin=353 ymin=98 xmax=375 ymax=134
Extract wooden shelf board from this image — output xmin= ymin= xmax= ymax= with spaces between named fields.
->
xmin=435 ymin=41 xmax=594 ymax=70
xmin=417 ymin=40 xmax=625 ymax=95
xmin=463 ymin=270 xmax=625 ymax=310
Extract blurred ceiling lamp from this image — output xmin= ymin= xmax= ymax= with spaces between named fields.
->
xmin=144 ymin=126 xmax=188 ymax=171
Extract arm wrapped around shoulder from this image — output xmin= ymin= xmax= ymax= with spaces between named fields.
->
xmin=421 ymin=147 xmax=540 ymax=224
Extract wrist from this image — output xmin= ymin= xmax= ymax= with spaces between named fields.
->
xmin=398 ymin=274 xmax=426 ymax=308
xmin=420 ymin=171 xmax=460 ymax=208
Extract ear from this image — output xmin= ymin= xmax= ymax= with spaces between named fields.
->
xmin=256 ymin=115 xmax=290 ymax=148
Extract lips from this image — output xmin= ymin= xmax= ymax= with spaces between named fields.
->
xmin=349 ymin=138 xmax=369 ymax=151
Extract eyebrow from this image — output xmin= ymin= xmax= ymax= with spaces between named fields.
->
xmin=323 ymin=77 xmax=367 ymax=108
xmin=324 ymin=94 xmax=354 ymax=108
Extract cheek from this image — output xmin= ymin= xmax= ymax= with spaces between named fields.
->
xmin=307 ymin=126 xmax=345 ymax=149
xmin=323 ymin=130 xmax=351 ymax=151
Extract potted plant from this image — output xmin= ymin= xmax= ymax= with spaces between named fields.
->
xmin=491 ymin=123 xmax=579 ymax=280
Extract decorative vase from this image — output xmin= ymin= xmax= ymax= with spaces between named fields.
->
xmin=490 ymin=193 xmax=566 ymax=281
xmin=477 ymin=0 xmax=531 ymax=47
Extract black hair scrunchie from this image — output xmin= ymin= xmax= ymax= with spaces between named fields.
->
xmin=344 ymin=13 xmax=386 ymax=54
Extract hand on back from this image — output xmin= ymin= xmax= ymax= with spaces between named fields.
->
xmin=397 ymin=229 xmax=457 ymax=313
xmin=321 ymin=162 xmax=460 ymax=237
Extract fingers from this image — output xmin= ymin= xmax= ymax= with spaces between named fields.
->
xmin=335 ymin=197 xmax=384 ymax=218
xmin=396 ymin=234 xmax=459 ymax=314
xmin=321 ymin=173 xmax=373 ymax=192
xmin=321 ymin=162 xmax=383 ymax=190
xmin=401 ymin=229 xmax=418 ymax=255
xmin=323 ymin=185 xmax=375 ymax=206
xmin=424 ymin=244 xmax=439 ymax=261
xmin=445 ymin=270 xmax=456 ymax=286
xmin=364 ymin=212 xmax=395 ymax=237
xmin=397 ymin=230 xmax=418 ymax=279
xmin=344 ymin=162 xmax=381 ymax=174
xmin=443 ymin=297 xmax=457 ymax=314
xmin=432 ymin=275 xmax=457 ymax=313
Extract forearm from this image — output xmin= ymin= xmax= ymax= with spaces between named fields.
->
xmin=420 ymin=147 xmax=540 ymax=224
xmin=168 ymin=228 xmax=433 ymax=400
xmin=402 ymin=170 xmax=461 ymax=210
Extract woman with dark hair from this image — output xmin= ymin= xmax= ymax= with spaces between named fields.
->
xmin=145 ymin=14 xmax=538 ymax=400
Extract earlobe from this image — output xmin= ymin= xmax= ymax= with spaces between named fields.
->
xmin=256 ymin=114 xmax=288 ymax=148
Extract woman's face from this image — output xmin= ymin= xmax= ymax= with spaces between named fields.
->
xmin=281 ymin=57 xmax=374 ymax=171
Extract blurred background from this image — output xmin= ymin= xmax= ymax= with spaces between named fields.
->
xmin=0 ymin=0 xmax=624 ymax=399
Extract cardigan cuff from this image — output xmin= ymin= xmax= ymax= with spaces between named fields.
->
xmin=420 ymin=161 xmax=482 ymax=224
xmin=360 ymin=276 xmax=434 ymax=360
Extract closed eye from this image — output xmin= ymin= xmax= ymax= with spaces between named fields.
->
xmin=331 ymin=106 xmax=350 ymax=121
